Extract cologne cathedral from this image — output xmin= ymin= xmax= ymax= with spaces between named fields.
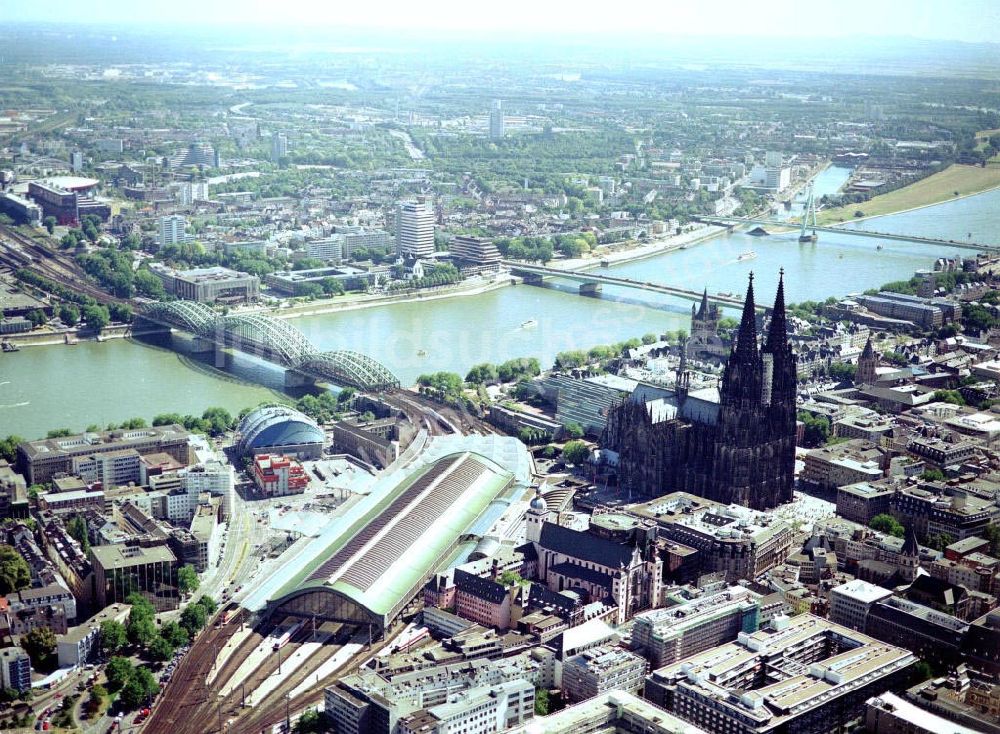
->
xmin=603 ymin=272 xmax=797 ymax=510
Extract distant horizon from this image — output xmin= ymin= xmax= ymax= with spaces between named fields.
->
xmin=4 ymin=21 xmax=1000 ymax=48
xmin=2 ymin=0 xmax=999 ymax=45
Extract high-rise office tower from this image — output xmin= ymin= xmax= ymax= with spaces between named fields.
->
xmin=489 ymin=100 xmax=505 ymax=140
xmin=271 ymin=132 xmax=288 ymax=162
xmin=159 ymin=215 xmax=187 ymax=246
xmin=395 ymin=200 xmax=435 ymax=259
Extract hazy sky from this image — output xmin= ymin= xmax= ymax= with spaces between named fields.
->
xmin=2 ymin=0 xmax=999 ymax=44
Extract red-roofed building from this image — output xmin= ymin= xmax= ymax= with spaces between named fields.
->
xmin=252 ymin=454 xmax=308 ymax=497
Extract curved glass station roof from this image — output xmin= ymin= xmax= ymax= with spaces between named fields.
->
xmin=266 ymin=448 xmax=517 ymax=625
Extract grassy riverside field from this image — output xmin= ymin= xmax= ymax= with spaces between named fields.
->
xmin=817 ymin=164 xmax=1000 ymax=224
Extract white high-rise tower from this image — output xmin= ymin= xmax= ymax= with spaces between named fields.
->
xmin=395 ymin=200 xmax=435 ymax=259
xmin=489 ymin=100 xmax=505 ymax=140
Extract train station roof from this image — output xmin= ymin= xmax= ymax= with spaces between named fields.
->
xmin=268 ymin=448 xmax=517 ymax=624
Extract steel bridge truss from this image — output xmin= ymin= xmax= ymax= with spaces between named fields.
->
xmin=139 ymin=302 xmax=399 ymax=391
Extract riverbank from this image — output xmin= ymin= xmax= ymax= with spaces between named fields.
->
xmin=1 ymin=323 xmax=166 ymax=349
xmin=263 ymin=274 xmax=516 ymax=321
xmin=546 ymin=223 xmax=728 ymax=273
xmin=817 ymin=164 xmax=1000 ymax=225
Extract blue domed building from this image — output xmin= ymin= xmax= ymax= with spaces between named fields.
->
xmin=237 ymin=406 xmax=324 ymax=459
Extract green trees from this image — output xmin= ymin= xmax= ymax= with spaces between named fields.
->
xmin=518 ymin=427 xmax=547 ymax=446
xmin=67 ymin=515 xmax=91 ymax=553
xmin=180 ymin=603 xmax=207 ymax=637
xmin=563 ymin=422 xmax=585 ymax=439
xmin=293 ymin=708 xmax=324 ymax=733
xmin=127 ymin=615 xmax=156 ymax=648
xmin=126 ymin=593 xmax=157 ymax=647
xmin=148 ymin=634 xmax=175 ymax=662
xmin=562 ymin=440 xmax=591 ymax=466
xmin=465 ymin=358 xmax=541 ymax=385
xmin=99 ymin=620 xmax=127 ymax=655
xmin=120 ymin=666 xmax=159 ymax=709
xmin=82 ymin=304 xmax=110 ymax=331
xmin=152 ymin=407 xmax=234 ymax=435
xmin=0 ymin=545 xmax=31 ymax=594
xmin=295 ymin=392 xmax=342 ymax=423
xmin=554 ymin=350 xmax=587 ymax=370
xmin=0 ymin=435 xmax=23 ymax=463
xmin=57 ymin=303 xmax=80 ymax=326
xmin=465 ymin=363 xmax=499 ymax=385
xmin=109 ymin=303 xmax=134 ymax=323
xmin=160 ymin=621 xmax=190 ymax=648
xmin=926 ymin=533 xmax=956 ymax=551
xmin=921 ymin=468 xmax=945 ymax=482
xmin=26 ymin=308 xmax=46 ymax=327
xmin=535 ymin=687 xmax=551 ymax=716
xmin=870 ymin=513 xmax=905 ymax=538
xmin=416 ymin=372 xmax=465 ymax=396
xmin=498 ymin=570 xmax=523 ymax=586
xmin=178 ymin=565 xmax=199 ymax=596
xmin=797 ymin=411 xmax=831 ymax=448
xmin=933 ymin=390 xmax=966 ymax=406
xmin=196 ymin=595 xmax=218 ymax=614
xmin=22 ymin=626 xmax=57 ymax=671
xmin=496 ymin=236 xmax=553 ymax=263
xmin=43 ymin=216 xmax=56 ymax=234
xmin=497 ymin=357 xmax=540 ymax=383
xmin=106 ymin=656 xmax=135 ymax=691
xmin=199 ymin=407 xmax=234 ymax=436
xmin=827 ymin=362 xmax=857 ymax=382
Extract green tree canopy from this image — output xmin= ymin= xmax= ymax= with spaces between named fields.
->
xmin=99 ymin=620 xmax=127 ymax=655
xmin=196 ymin=595 xmax=218 ymax=615
xmin=160 ymin=621 xmax=190 ymax=648
xmin=562 ymin=440 xmax=591 ymax=466
xmin=180 ymin=603 xmax=207 ymax=636
xmin=0 ymin=545 xmax=31 ymax=595
xmin=22 ymin=626 xmax=57 ymax=671
xmin=127 ymin=615 xmax=156 ymax=648
xmin=870 ymin=513 xmax=905 ymax=538
xmin=120 ymin=666 xmax=159 ymax=710
xmin=148 ymin=634 xmax=174 ymax=662
xmin=106 ymin=657 xmax=134 ymax=691
xmin=178 ymin=565 xmax=199 ymax=596
xmin=0 ymin=436 xmax=23 ymax=463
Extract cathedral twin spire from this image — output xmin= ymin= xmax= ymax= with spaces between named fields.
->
xmin=731 ymin=269 xmax=789 ymax=362
xmin=722 ymin=270 xmax=794 ymax=408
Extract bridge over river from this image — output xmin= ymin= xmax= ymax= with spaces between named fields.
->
xmin=502 ymin=261 xmax=762 ymax=311
xmin=137 ymin=301 xmax=400 ymax=392
xmin=698 ymin=216 xmax=1000 ymax=252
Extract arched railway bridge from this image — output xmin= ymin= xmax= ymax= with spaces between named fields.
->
xmin=137 ymin=301 xmax=399 ymax=392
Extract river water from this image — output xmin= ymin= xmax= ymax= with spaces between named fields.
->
xmin=3 ymin=184 xmax=998 ymax=440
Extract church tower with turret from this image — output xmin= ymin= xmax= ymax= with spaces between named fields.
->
xmin=856 ymin=336 xmax=878 ymax=386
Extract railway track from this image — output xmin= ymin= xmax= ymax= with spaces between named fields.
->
xmin=0 ymin=224 xmax=122 ymax=304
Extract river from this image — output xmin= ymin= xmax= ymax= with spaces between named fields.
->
xmin=2 ymin=184 xmax=997 ymax=440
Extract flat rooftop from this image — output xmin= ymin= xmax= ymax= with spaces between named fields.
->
xmin=19 ymin=424 xmax=189 ymax=460
xmin=91 ymin=543 xmax=176 ymax=569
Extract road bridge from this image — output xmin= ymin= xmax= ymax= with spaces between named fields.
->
xmin=698 ymin=216 xmax=1000 ymax=252
xmin=502 ymin=260 xmax=760 ymax=311
xmin=136 ymin=301 xmax=399 ymax=392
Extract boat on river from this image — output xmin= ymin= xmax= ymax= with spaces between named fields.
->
xmin=737 ymin=249 xmax=757 ymax=262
